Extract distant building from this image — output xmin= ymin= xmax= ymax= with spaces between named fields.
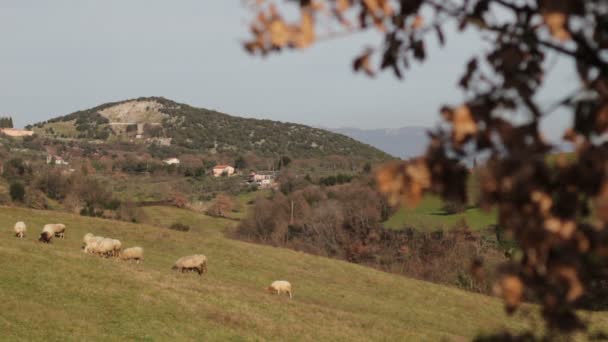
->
xmin=248 ymin=171 xmax=277 ymax=188
xmin=163 ymin=158 xmax=181 ymax=165
xmin=212 ymin=165 xmax=235 ymax=177
xmin=46 ymin=155 xmax=69 ymax=166
xmin=0 ymin=128 xmax=34 ymax=137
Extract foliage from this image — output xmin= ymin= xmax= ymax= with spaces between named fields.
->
xmin=206 ymin=193 xmax=235 ymax=218
xmin=0 ymin=117 xmax=13 ymax=128
xmin=442 ymin=200 xmax=467 ymax=215
xmin=168 ymin=222 xmax=191 ymax=232
xmin=244 ymin=0 xmax=608 ymax=336
xmin=319 ymin=173 xmax=353 ymax=186
xmin=9 ymin=182 xmax=25 ymax=202
xmin=236 ymin=182 xmax=502 ymax=292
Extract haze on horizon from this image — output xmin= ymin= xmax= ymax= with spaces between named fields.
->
xmin=0 ymin=1 xmax=575 ymax=140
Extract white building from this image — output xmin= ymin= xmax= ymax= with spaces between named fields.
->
xmin=212 ymin=165 xmax=235 ymax=177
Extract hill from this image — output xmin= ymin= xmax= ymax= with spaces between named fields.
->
xmin=2 ymin=206 xmax=608 ymax=340
xmin=29 ymin=97 xmax=392 ymax=160
xmin=331 ymin=126 xmax=428 ymax=159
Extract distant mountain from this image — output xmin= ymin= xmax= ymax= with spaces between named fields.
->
xmin=30 ymin=97 xmax=392 ymax=161
xmin=331 ymin=127 xmax=429 ymax=159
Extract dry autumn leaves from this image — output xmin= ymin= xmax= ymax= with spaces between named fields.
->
xmin=244 ymin=0 xmax=608 ymax=337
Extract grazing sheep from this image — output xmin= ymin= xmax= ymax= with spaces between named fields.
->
xmin=83 ymin=239 xmax=100 ymax=254
xmin=95 ymin=238 xmax=118 ymax=257
xmin=119 ymin=247 xmax=144 ymax=264
xmin=83 ymin=233 xmax=95 ymax=245
xmin=39 ymin=225 xmax=55 ymax=243
xmin=267 ymin=280 xmax=293 ymax=299
xmin=82 ymin=234 xmax=102 ymax=251
xmin=45 ymin=224 xmax=66 ymax=238
xmin=172 ymin=255 xmax=208 ymax=276
xmin=110 ymin=239 xmax=122 ymax=257
xmin=13 ymin=222 xmax=26 ymax=238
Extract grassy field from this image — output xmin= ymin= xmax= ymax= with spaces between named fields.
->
xmin=1 ymin=205 xmax=606 ymax=341
xmin=384 ymin=195 xmax=497 ymax=232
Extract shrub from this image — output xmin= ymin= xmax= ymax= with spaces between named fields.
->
xmin=206 ymin=193 xmax=235 ymax=218
xmin=117 ymin=202 xmax=146 ymax=223
xmin=169 ymin=223 xmax=190 ymax=232
xmin=441 ymin=200 xmax=467 ymax=214
xmin=9 ymin=182 xmax=25 ymax=202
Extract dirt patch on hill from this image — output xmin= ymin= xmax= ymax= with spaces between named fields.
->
xmin=99 ymin=100 xmax=167 ymax=124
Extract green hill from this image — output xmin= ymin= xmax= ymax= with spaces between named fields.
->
xmin=29 ymin=97 xmax=392 ymax=160
xmin=2 ymin=206 xmax=608 ymax=340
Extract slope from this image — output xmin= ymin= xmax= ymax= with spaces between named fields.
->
xmin=30 ymin=97 xmax=392 ymax=160
xmin=1 ymin=206 xmax=606 ymax=341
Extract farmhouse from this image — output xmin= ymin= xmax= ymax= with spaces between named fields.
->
xmin=212 ymin=165 xmax=235 ymax=177
xmin=248 ymin=171 xmax=277 ymax=189
xmin=0 ymin=128 xmax=34 ymax=137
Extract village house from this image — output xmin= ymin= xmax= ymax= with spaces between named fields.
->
xmin=0 ymin=128 xmax=34 ymax=137
xmin=248 ymin=171 xmax=277 ymax=189
xmin=163 ymin=158 xmax=180 ymax=165
xmin=212 ymin=165 xmax=235 ymax=177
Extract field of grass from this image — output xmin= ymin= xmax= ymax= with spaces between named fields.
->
xmin=384 ymin=195 xmax=497 ymax=232
xmin=1 ymin=205 xmax=607 ymax=341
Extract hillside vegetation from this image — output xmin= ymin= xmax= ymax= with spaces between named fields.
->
xmin=30 ymin=97 xmax=391 ymax=160
xmin=4 ymin=205 xmax=600 ymax=341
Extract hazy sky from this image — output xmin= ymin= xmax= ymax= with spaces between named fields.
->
xmin=0 ymin=1 xmax=575 ymax=137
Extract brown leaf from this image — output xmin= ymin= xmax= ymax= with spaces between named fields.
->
xmin=412 ymin=15 xmax=424 ymax=29
xmin=295 ymin=10 xmax=315 ymax=48
xmin=555 ymin=266 xmax=584 ymax=302
xmin=443 ymin=105 xmax=477 ymax=146
xmin=542 ymin=11 xmax=571 ymax=42
xmin=376 ymin=158 xmax=430 ymax=207
xmin=353 ymin=50 xmax=374 ymax=77
xmin=496 ymin=275 xmax=524 ymax=314
xmin=269 ymin=20 xmax=289 ymax=47
xmin=597 ymin=182 xmax=608 ymax=223
xmin=336 ymin=0 xmax=350 ymax=13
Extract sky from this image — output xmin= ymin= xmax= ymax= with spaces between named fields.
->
xmin=0 ymin=0 xmax=576 ymax=139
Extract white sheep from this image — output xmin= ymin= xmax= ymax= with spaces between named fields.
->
xmin=47 ymin=223 xmax=66 ymax=238
xmin=172 ymin=255 xmax=208 ymax=276
xmin=39 ymin=223 xmax=67 ymax=243
xmin=13 ymin=221 xmax=26 ymax=238
xmin=95 ymin=238 xmax=118 ymax=257
xmin=110 ymin=239 xmax=122 ymax=257
xmin=83 ymin=233 xmax=95 ymax=245
xmin=119 ymin=247 xmax=144 ymax=263
xmin=267 ymin=280 xmax=293 ymax=299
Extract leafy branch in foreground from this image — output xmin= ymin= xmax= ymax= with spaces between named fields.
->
xmin=243 ymin=0 xmax=608 ymax=336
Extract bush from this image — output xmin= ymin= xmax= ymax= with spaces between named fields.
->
xmin=9 ymin=182 xmax=25 ymax=202
xmin=169 ymin=223 xmax=190 ymax=232
xmin=441 ymin=200 xmax=467 ymax=214
xmin=117 ymin=202 xmax=146 ymax=223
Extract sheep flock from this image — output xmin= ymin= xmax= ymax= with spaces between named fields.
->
xmin=9 ymin=220 xmax=293 ymax=300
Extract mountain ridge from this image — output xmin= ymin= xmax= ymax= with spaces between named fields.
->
xmin=331 ymin=126 xmax=429 ymax=159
